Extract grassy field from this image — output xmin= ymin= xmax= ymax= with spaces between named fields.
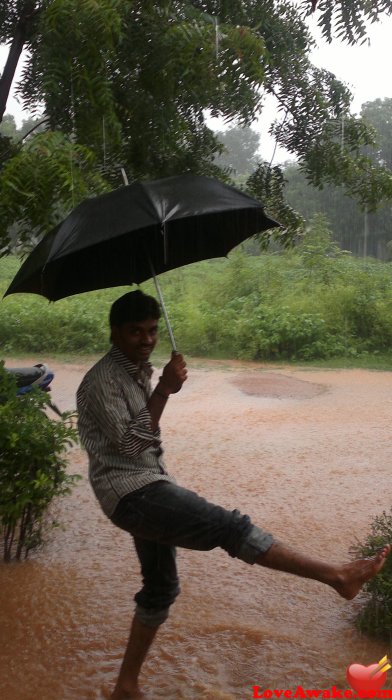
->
xmin=1 ymin=236 xmax=392 ymax=369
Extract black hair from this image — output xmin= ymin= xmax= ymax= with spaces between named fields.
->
xmin=109 ymin=290 xmax=161 ymax=328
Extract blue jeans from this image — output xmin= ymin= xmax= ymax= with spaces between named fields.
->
xmin=110 ymin=481 xmax=274 ymax=626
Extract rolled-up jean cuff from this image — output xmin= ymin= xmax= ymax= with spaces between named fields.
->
xmin=135 ymin=603 xmax=170 ymax=627
xmin=237 ymin=525 xmax=275 ymax=564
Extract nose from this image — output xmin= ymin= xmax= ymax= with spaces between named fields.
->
xmin=141 ymin=330 xmax=154 ymax=344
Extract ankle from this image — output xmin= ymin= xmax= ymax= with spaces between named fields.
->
xmin=110 ymin=686 xmax=145 ymax=700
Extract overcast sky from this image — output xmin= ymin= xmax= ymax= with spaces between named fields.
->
xmin=308 ymin=12 xmax=392 ymax=113
xmin=210 ymin=12 xmax=392 ymax=163
xmin=1 ymin=10 xmax=392 ymax=164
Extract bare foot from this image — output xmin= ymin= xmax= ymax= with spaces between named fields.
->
xmin=333 ymin=545 xmax=391 ymax=600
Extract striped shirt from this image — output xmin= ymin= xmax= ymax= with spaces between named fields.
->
xmin=76 ymin=346 xmax=175 ymax=517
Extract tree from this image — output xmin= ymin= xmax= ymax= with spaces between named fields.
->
xmin=0 ymin=114 xmax=18 ymax=141
xmin=283 ymin=98 xmax=392 ymax=259
xmin=0 ymin=1 xmax=38 ymax=123
xmin=361 ymin=98 xmax=392 ymax=170
xmin=0 ymin=113 xmax=48 ymax=142
xmin=214 ymin=125 xmax=261 ymax=177
xmin=1 ymin=1 xmax=392 ymax=253
xmin=301 ymin=0 xmax=392 ymax=45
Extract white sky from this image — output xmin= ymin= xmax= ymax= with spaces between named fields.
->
xmin=209 ymin=12 xmax=392 ymax=163
xmin=308 ymin=13 xmax=392 ymax=113
xmin=1 ymin=10 xmax=392 ymax=164
xmin=260 ymin=12 xmax=392 ymax=162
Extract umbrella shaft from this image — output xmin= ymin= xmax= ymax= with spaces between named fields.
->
xmin=149 ymin=262 xmax=177 ymax=353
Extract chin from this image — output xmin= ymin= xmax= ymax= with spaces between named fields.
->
xmin=139 ymin=349 xmax=153 ymax=359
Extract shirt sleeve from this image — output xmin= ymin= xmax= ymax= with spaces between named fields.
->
xmin=119 ymin=405 xmax=160 ymax=457
xmin=80 ymin=370 xmax=160 ymax=458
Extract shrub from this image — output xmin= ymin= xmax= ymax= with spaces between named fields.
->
xmin=351 ymin=510 xmax=392 ymax=639
xmin=0 ymin=363 xmax=80 ymax=561
xmin=2 ymin=251 xmax=392 ymax=363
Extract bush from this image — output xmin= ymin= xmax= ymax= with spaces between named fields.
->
xmin=2 ymin=247 xmax=392 ymax=363
xmin=351 ymin=510 xmax=392 ymax=639
xmin=0 ymin=363 xmax=80 ymax=561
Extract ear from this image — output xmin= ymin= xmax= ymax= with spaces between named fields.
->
xmin=110 ymin=325 xmax=120 ymax=344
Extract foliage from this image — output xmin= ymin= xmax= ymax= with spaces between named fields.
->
xmin=361 ymin=98 xmax=392 ymax=170
xmin=214 ymin=125 xmax=260 ymax=176
xmin=0 ymin=114 xmax=19 ymax=142
xmin=13 ymin=0 xmax=269 ymax=176
xmin=246 ymin=162 xmax=305 ymax=244
xmin=0 ymin=361 xmax=79 ymax=561
xmin=283 ymin=98 xmax=392 ymax=260
xmin=0 ymin=283 xmax=116 ymax=352
xmin=351 ymin=509 xmax=392 ymax=639
xmin=0 ymin=113 xmax=47 ymax=143
xmin=299 ymin=0 xmax=392 ymax=45
xmin=2 ymin=228 xmax=392 ymax=364
xmin=295 ymin=213 xmax=349 ymax=283
xmin=0 ymin=131 xmax=109 ymax=254
xmin=2 ymin=2 xmax=392 ymax=253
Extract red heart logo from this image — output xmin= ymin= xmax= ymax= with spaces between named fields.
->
xmin=346 ymin=663 xmax=387 ymax=695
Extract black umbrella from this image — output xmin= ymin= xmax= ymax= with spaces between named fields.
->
xmin=5 ymin=174 xmax=280 ymax=349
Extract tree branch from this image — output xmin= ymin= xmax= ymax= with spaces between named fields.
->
xmin=18 ymin=115 xmax=50 ymax=143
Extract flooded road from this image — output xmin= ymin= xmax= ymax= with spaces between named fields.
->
xmin=1 ymin=358 xmax=392 ymax=699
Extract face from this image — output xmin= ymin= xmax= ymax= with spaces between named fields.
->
xmin=111 ymin=317 xmax=159 ymax=365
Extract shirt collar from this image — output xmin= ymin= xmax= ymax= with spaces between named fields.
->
xmin=109 ymin=345 xmax=153 ymax=379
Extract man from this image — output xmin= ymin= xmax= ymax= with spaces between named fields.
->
xmin=77 ymin=290 xmax=390 ymax=700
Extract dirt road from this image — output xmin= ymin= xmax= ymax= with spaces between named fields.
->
xmin=1 ymin=357 xmax=391 ymax=699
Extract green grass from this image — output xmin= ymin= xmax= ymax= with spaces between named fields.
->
xmin=3 ymin=350 xmax=392 ymax=374
xmin=293 ymin=354 xmax=392 ymax=370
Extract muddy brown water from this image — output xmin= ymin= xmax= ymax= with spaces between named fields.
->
xmin=1 ymin=358 xmax=392 ymax=699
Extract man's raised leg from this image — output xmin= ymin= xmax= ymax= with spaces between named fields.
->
xmin=255 ymin=542 xmax=391 ymax=600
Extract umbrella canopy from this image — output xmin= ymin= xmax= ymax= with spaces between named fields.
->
xmin=4 ymin=174 xmax=280 ymax=302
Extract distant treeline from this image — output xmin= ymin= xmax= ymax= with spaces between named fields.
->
xmin=214 ymin=99 xmax=392 ymax=262
xmin=283 ymin=163 xmax=392 ymax=261
xmin=282 ymin=99 xmax=392 ymax=261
